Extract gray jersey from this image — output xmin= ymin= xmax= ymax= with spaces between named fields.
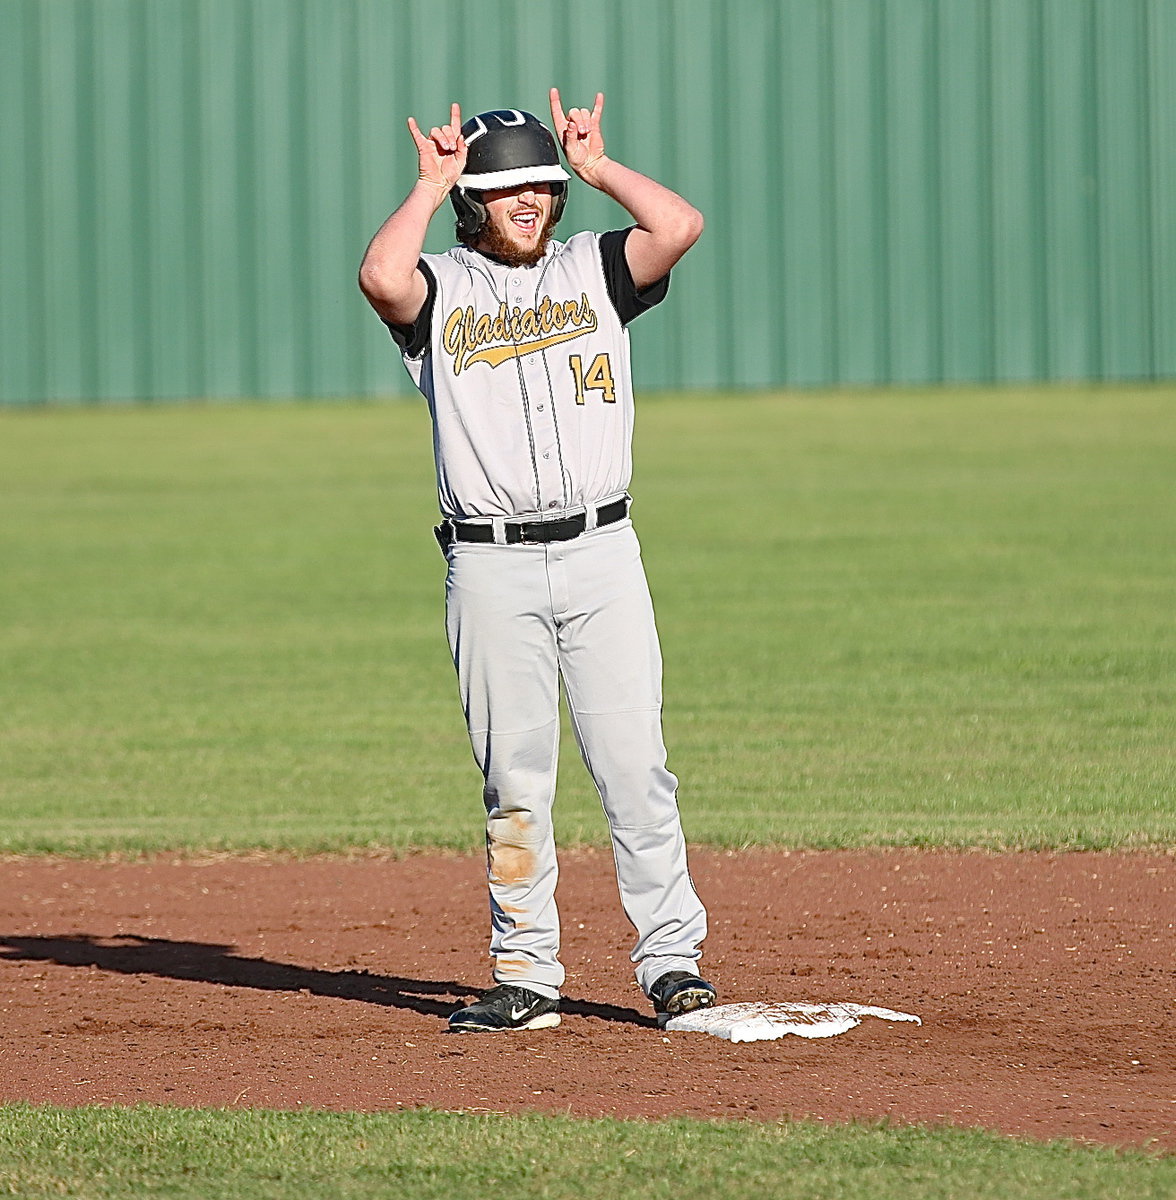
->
xmin=391 ymin=230 xmax=667 ymax=520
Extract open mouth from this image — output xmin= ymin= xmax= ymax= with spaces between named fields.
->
xmin=511 ymin=210 xmax=540 ymax=236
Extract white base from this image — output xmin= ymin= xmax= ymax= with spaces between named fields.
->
xmin=664 ymin=1001 xmax=921 ymax=1043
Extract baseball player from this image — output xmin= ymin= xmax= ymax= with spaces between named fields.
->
xmin=359 ymin=90 xmax=716 ymax=1032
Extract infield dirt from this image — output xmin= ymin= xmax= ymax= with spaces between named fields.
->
xmin=0 ymin=850 xmax=1171 ymax=1148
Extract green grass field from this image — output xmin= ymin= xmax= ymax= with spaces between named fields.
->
xmin=1 ymin=1105 xmax=1173 ymax=1200
xmin=1 ymin=387 xmax=1172 ymax=853
xmin=1 ymin=387 xmax=1173 ymax=1196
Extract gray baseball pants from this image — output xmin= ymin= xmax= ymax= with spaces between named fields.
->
xmin=443 ymin=516 xmax=708 ymax=1000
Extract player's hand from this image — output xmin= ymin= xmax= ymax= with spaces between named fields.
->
xmin=550 ymin=88 xmax=608 ymax=185
xmin=407 ymin=102 xmax=467 ymax=195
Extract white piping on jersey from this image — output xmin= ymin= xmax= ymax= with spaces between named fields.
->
xmin=456 ymin=244 xmax=577 ymax=512
xmin=532 ymin=251 xmax=573 ymax=510
xmin=460 ymin=251 xmax=546 ymax=511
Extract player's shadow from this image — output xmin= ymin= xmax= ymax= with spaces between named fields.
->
xmin=0 ymin=934 xmax=654 ymax=1027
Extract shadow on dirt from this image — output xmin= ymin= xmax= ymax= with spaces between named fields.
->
xmin=0 ymin=934 xmax=655 ymax=1027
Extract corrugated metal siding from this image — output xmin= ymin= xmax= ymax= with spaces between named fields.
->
xmin=1 ymin=0 xmax=1173 ymax=404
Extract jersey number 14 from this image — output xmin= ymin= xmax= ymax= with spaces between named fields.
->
xmin=568 ymin=353 xmax=616 ymax=404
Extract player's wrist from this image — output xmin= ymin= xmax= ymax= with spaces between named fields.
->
xmin=415 ymin=175 xmax=454 ymax=211
xmin=575 ymin=153 xmax=612 ymax=188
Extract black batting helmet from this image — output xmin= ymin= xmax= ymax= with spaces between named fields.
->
xmin=451 ymin=109 xmax=570 ymax=243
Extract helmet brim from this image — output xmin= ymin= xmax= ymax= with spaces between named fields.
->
xmin=457 ymin=164 xmax=571 ymax=191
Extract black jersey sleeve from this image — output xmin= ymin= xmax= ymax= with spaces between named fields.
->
xmin=599 ymin=228 xmax=670 ymax=325
xmin=384 ymin=260 xmax=437 ymax=358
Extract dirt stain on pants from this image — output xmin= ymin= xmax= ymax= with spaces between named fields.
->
xmin=486 ymin=810 xmax=536 ymax=889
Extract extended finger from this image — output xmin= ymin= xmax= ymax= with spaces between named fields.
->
xmin=408 ymin=116 xmax=438 ymax=152
xmin=549 ymin=87 xmax=568 ymax=133
xmin=591 ymin=92 xmax=604 ymax=123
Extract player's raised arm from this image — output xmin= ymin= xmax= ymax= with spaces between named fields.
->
xmin=358 ymin=103 xmax=467 ymax=325
xmin=549 ymin=87 xmax=703 ymax=292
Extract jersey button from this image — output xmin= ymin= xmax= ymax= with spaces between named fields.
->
xmin=547 ymin=501 xmax=558 ymax=509
xmin=536 ymin=404 xmax=545 ymax=411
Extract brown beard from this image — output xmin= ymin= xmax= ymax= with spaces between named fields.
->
xmin=474 ymin=209 xmax=557 ymax=267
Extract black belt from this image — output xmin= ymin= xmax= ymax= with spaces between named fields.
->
xmin=449 ymin=496 xmax=629 ymax=545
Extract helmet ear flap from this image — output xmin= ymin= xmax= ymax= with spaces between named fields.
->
xmin=451 ymin=187 xmax=488 ymax=243
xmin=550 ymin=181 xmax=567 ymax=225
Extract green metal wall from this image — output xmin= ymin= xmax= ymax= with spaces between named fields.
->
xmin=2 ymin=0 xmax=1173 ymax=404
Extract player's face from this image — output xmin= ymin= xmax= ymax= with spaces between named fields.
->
xmin=476 ymin=182 xmax=555 ymax=266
